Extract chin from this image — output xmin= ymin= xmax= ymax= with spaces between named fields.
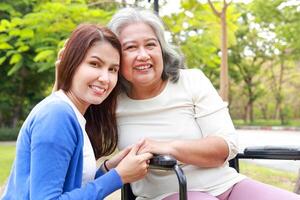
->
xmin=90 ymin=99 xmax=105 ymax=105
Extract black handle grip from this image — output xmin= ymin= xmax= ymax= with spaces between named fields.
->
xmin=149 ymin=154 xmax=177 ymax=169
xmin=240 ymin=146 xmax=300 ymax=159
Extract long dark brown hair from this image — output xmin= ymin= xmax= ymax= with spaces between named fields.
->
xmin=57 ymin=24 xmax=121 ymax=159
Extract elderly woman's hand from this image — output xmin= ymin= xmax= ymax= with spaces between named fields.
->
xmin=137 ymin=138 xmax=174 ymax=156
xmin=52 ymin=39 xmax=68 ymax=92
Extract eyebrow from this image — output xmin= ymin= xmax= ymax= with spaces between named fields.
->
xmin=91 ymin=55 xmax=104 ymax=64
xmin=146 ymin=38 xmax=158 ymax=42
xmin=91 ymin=55 xmax=119 ymax=67
xmin=122 ymin=37 xmax=158 ymax=46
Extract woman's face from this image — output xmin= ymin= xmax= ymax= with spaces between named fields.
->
xmin=68 ymin=41 xmax=120 ymax=114
xmin=119 ymin=22 xmax=164 ymax=90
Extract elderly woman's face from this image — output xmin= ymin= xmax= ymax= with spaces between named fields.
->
xmin=119 ymin=22 xmax=164 ymax=89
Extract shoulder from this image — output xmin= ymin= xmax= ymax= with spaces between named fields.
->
xmin=177 ymin=68 xmax=211 ymax=91
xmin=28 ymin=94 xmax=81 ymax=145
xmin=179 ymin=68 xmax=207 ymax=81
xmin=33 ymin=94 xmax=76 ymax=120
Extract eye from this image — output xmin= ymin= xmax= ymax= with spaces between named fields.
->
xmin=109 ymin=66 xmax=119 ymax=73
xmin=146 ymin=42 xmax=156 ymax=47
xmin=89 ymin=61 xmax=99 ymax=68
xmin=124 ymin=45 xmax=136 ymax=51
xmin=146 ymin=42 xmax=157 ymax=49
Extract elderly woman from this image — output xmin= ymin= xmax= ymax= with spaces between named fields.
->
xmin=107 ymin=7 xmax=300 ymax=200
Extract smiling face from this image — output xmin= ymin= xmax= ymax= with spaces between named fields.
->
xmin=67 ymin=41 xmax=120 ymax=114
xmin=119 ymin=22 xmax=164 ymax=94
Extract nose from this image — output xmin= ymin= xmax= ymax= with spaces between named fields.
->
xmin=137 ymin=47 xmax=150 ymax=61
xmin=97 ymin=69 xmax=109 ymax=84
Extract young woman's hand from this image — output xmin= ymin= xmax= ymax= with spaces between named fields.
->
xmin=115 ymin=141 xmax=153 ymax=184
xmin=105 ymin=147 xmax=131 ymax=170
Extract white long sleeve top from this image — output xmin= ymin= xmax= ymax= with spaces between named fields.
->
xmin=116 ymin=69 xmax=245 ymax=200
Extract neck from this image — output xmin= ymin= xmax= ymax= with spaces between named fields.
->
xmin=65 ymin=91 xmax=88 ymax=115
xmin=129 ymin=79 xmax=167 ymax=100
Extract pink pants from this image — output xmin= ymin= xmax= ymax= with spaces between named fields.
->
xmin=163 ymin=178 xmax=300 ymax=200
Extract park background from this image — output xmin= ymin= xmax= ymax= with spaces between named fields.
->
xmin=0 ymin=0 xmax=300 ymax=197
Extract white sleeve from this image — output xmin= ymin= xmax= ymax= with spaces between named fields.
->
xmin=185 ymin=69 xmax=239 ymax=161
xmin=195 ymin=108 xmax=239 ymax=161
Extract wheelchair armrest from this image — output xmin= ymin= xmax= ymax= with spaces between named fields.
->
xmin=238 ymin=146 xmax=300 ymax=160
xmin=230 ymin=146 xmax=300 ymax=172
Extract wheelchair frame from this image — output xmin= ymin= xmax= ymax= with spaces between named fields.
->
xmin=122 ymin=146 xmax=300 ymax=200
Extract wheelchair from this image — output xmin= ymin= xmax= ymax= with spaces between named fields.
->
xmin=121 ymin=146 xmax=300 ymax=200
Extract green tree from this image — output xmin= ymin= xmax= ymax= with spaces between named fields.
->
xmin=0 ymin=1 xmax=115 ymax=127
xmin=163 ymin=0 xmax=239 ymax=89
xmin=207 ymin=0 xmax=232 ymax=102
xmin=229 ymin=8 xmax=270 ymax=122
xmin=251 ymin=0 xmax=300 ymax=124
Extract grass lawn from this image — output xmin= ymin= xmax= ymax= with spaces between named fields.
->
xmin=0 ymin=145 xmax=15 ymax=185
xmin=0 ymin=144 xmax=298 ymax=192
xmin=240 ymin=161 xmax=298 ymax=192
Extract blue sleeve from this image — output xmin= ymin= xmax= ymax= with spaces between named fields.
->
xmin=29 ymin=101 xmax=123 ymax=200
xmin=95 ymin=167 xmax=105 ymax=178
xmin=61 ymin=169 xmax=123 ymax=200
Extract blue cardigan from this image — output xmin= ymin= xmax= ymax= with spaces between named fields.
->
xmin=2 ymin=93 xmax=122 ymax=200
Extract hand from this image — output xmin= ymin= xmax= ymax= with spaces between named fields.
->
xmin=115 ymin=141 xmax=153 ymax=184
xmin=52 ymin=39 xmax=68 ymax=92
xmin=105 ymin=146 xmax=131 ymax=170
xmin=55 ymin=46 xmax=65 ymax=68
xmin=137 ymin=138 xmax=173 ymax=156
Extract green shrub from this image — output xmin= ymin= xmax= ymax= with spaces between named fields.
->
xmin=0 ymin=127 xmax=19 ymax=141
xmin=233 ymin=119 xmax=300 ymax=127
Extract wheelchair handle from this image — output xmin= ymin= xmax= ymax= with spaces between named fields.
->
xmin=149 ymin=154 xmax=177 ymax=169
xmin=149 ymin=155 xmax=187 ymax=200
xmin=174 ymin=164 xmax=187 ymax=200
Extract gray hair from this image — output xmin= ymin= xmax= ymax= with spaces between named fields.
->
xmin=108 ymin=7 xmax=185 ymax=84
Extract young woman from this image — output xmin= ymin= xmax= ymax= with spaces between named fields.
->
xmin=2 ymin=24 xmax=152 ymax=200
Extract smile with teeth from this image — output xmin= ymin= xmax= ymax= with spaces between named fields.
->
xmin=134 ymin=64 xmax=151 ymax=70
xmin=90 ymin=85 xmax=107 ymax=94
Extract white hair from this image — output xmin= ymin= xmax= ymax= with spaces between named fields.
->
xmin=108 ymin=7 xmax=185 ymax=83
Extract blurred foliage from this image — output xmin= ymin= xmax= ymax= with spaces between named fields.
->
xmin=0 ymin=0 xmax=117 ymax=127
xmin=0 ymin=0 xmax=300 ymax=129
xmin=0 ymin=127 xmax=19 ymax=141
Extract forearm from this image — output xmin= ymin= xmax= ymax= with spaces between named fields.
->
xmin=169 ymin=136 xmax=229 ymax=168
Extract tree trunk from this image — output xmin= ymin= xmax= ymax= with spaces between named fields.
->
xmin=11 ymin=102 xmax=22 ymax=128
xmin=271 ymin=58 xmax=285 ymax=122
xmin=245 ymin=103 xmax=251 ymax=123
xmin=207 ymin=0 xmax=230 ymax=102
xmin=294 ymin=168 xmax=300 ymax=194
xmin=245 ymin=99 xmax=254 ymax=123
xmin=274 ymin=102 xmax=280 ymax=119
xmin=220 ymin=8 xmax=229 ymax=102
xmin=259 ymin=103 xmax=268 ymax=119
xmin=122 ymin=0 xmax=126 ymax=7
xmin=0 ymin=112 xmax=3 ymax=127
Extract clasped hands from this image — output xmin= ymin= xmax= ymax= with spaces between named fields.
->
xmin=105 ymin=138 xmax=172 ymax=184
